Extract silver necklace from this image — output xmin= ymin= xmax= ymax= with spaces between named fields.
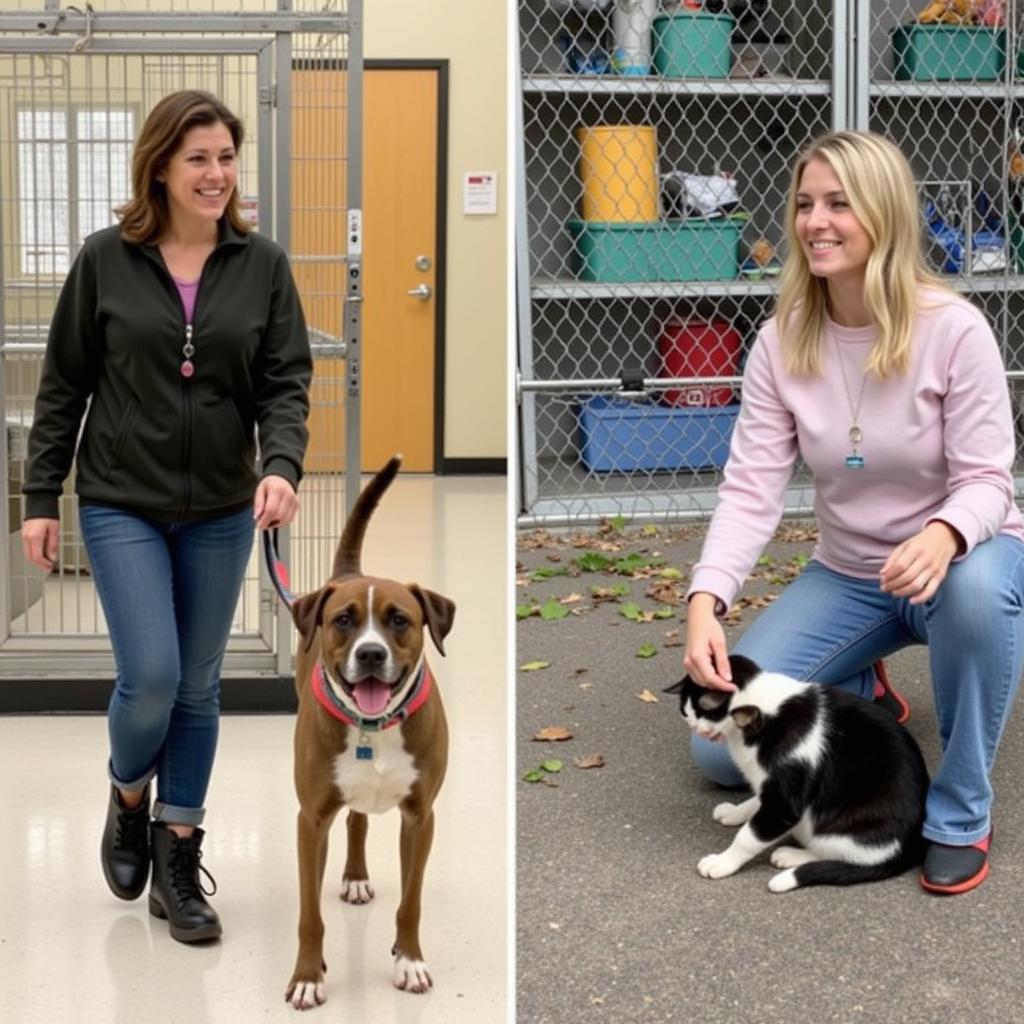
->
xmin=834 ymin=340 xmax=868 ymax=468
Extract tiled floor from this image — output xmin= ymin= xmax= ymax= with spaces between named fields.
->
xmin=0 ymin=473 xmax=510 ymax=1024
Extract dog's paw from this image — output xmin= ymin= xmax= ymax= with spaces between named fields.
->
xmin=712 ymin=801 xmax=747 ymax=827
xmin=770 ymin=845 xmax=813 ymax=870
xmin=285 ymin=978 xmax=326 ymax=1010
xmin=393 ymin=954 xmax=433 ymax=994
xmin=340 ymin=878 xmax=374 ymax=904
xmin=697 ymin=852 xmax=738 ymax=880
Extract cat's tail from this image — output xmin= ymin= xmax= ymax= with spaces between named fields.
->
xmin=769 ymin=859 xmax=911 ymax=893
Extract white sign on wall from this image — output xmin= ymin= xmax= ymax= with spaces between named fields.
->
xmin=463 ymin=171 xmax=498 ymax=215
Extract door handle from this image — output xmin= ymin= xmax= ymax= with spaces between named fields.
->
xmin=407 ymin=283 xmax=432 ymax=301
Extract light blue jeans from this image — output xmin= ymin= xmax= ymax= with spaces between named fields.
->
xmin=80 ymin=504 xmax=254 ymax=826
xmin=691 ymin=534 xmax=1024 ymax=847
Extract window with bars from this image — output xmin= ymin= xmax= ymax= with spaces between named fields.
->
xmin=16 ymin=107 xmax=135 ymax=275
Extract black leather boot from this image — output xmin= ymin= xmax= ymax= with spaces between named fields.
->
xmin=101 ymin=783 xmax=151 ymax=900
xmin=148 ymin=821 xmax=222 ymax=943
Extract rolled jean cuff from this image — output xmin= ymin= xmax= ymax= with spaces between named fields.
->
xmin=108 ymin=759 xmax=156 ymax=793
xmin=922 ymin=821 xmax=991 ymax=847
xmin=152 ymin=801 xmax=205 ymax=827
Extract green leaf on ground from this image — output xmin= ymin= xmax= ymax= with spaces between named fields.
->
xmin=608 ymin=515 xmax=629 ymax=530
xmin=653 ymin=607 xmax=675 ymax=619
xmin=575 ymin=552 xmax=614 ymax=573
xmin=519 ymin=660 xmax=551 ymax=672
xmin=516 ymin=604 xmax=537 ymax=620
xmin=620 ymin=602 xmax=643 ymax=621
xmin=636 ymin=643 xmax=658 ymax=659
xmin=531 ymin=566 xmax=569 ymax=580
xmin=539 ymin=598 xmax=570 ymax=621
xmin=615 ymin=553 xmax=666 ymax=575
xmin=540 ymin=759 xmax=563 ymax=773
xmin=659 ymin=567 xmax=684 ymax=580
xmin=757 ymin=555 xmax=775 ymax=567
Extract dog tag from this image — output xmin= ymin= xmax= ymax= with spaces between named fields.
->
xmin=356 ymin=745 xmax=373 ymax=760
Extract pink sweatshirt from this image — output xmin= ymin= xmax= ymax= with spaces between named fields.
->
xmin=689 ymin=289 xmax=1024 ymax=612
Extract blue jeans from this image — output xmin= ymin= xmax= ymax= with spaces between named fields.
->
xmin=80 ymin=504 xmax=254 ymax=826
xmin=691 ymin=534 xmax=1024 ymax=847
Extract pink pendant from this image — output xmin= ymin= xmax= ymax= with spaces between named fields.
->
xmin=180 ymin=359 xmax=195 ymax=379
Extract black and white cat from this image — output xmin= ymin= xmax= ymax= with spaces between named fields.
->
xmin=665 ymin=654 xmax=929 ymax=892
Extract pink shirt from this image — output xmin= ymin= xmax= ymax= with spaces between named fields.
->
xmin=689 ymin=289 xmax=1024 ymax=612
xmin=173 ymin=275 xmax=199 ymax=325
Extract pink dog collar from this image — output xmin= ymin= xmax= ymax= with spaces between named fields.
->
xmin=312 ymin=660 xmax=432 ymax=731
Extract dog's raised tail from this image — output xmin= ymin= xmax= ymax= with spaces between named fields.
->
xmin=331 ymin=454 xmax=402 ymax=578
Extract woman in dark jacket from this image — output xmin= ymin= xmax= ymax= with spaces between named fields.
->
xmin=21 ymin=90 xmax=312 ymax=943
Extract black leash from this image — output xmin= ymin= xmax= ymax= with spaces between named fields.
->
xmin=262 ymin=528 xmax=295 ymax=608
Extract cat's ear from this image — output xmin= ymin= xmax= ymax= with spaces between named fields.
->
xmin=663 ymin=677 xmax=688 ymax=695
xmin=730 ymin=705 xmax=764 ymax=733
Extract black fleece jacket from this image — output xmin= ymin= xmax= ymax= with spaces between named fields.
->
xmin=23 ymin=221 xmax=312 ymax=522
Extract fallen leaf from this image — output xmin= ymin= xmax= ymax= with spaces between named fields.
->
xmin=663 ymin=636 xmax=685 ymax=647
xmin=646 ymin=580 xmax=685 ymax=605
xmin=539 ymin=598 xmax=570 ymax=621
xmin=519 ymin=660 xmax=550 ymax=672
xmin=559 ymin=592 xmax=584 ymax=605
xmin=533 ymin=726 xmax=573 ymax=742
xmin=540 ymin=759 xmax=563 ymax=773
xmin=574 ymin=754 xmax=605 ymax=769
xmin=637 ymin=689 xmax=659 ymax=703
xmin=579 ymin=682 xmax=593 ymax=689
xmin=636 ymin=643 xmax=658 ymax=659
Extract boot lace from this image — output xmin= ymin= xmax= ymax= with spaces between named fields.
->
xmin=168 ymin=838 xmax=218 ymax=904
xmin=114 ymin=806 xmax=149 ymax=853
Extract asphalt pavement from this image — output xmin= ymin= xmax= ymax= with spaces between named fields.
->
xmin=515 ymin=520 xmax=1024 ymax=1024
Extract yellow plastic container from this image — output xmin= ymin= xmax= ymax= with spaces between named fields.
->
xmin=577 ymin=125 xmax=658 ymax=222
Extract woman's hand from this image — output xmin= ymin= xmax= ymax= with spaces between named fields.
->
xmin=683 ymin=592 xmax=737 ymax=693
xmin=254 ymin=474 xmax=299 ymax=530
xmin=22 ymin=517 xmax=60 ymax=573
xmin=879 ymin=521 xmax=962 ymax=606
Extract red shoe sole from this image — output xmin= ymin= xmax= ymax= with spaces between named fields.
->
xmin=873 ymin=660 xmax=911 ymax=725
xmin=920 ymin=858 xmax=989 ymax=895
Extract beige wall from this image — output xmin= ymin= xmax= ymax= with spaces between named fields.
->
xmin=365 ymin=1 xmax=507 ymax=464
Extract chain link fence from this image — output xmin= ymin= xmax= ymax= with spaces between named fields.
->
xmin=0 ymin=0 xmax=357 ymax=686
xmin=517 ymin=0 xmax=1024 ymax=527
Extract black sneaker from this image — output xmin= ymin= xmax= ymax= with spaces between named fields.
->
xmin=872 ymin=660 xmax=910 ymax=725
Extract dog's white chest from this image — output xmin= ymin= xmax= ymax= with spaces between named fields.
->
xmin=333 ymin=727 xmax=419 ymax=815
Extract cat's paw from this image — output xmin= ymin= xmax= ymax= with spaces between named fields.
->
xmin=768 ymin=868 xmax=800 ymax=893
xmin=770 ymin=846 xmax=814 ymax=870
xmin=697 ymin=852 xmax=739 ymax=880
xmin=712 ymin=801 xmax=748 ymax=827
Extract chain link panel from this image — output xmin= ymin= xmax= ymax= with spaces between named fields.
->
xmin=518 ymin=0 xmax=1024 ymax=527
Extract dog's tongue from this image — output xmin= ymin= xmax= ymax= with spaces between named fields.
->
xmin=354 ymin=679 xmax=391 ymax=715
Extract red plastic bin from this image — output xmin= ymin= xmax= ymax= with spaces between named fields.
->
xmin=658 ymin=317 xmax=740 ymax=407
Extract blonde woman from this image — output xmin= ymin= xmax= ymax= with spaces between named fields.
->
xmin=683 ymin=131 xmax=1024 ymax=895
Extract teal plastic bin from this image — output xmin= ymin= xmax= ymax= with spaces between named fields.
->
xmin=568 ymin=220 xmax=656 ymax=282
xmin=652 ymin=12 xmax=734 ymax=79
xmin=892 ymin=24 xmax=1005 ymax=81
xmin=653 ymin=217 xmax=741 ymax=281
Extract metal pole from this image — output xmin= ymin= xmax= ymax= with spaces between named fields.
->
xmin=344 ymin=0 xmax=364 ymax=514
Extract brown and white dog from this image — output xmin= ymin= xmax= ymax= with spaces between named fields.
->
xmin=284 ymin=455 xmax=455 ymax=1009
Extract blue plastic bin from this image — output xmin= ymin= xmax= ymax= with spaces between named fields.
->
xmin=577 ymin=396 xmax=738 ymax=472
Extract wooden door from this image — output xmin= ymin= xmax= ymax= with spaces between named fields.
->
xmin=291 ymin=66 xmax=440 ymax=473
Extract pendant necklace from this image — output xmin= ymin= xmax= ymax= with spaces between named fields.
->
xmin=181 ymin=323 xmax=195 ymax=379
xmin=834 ymin=340 xmax=868 ymax=468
